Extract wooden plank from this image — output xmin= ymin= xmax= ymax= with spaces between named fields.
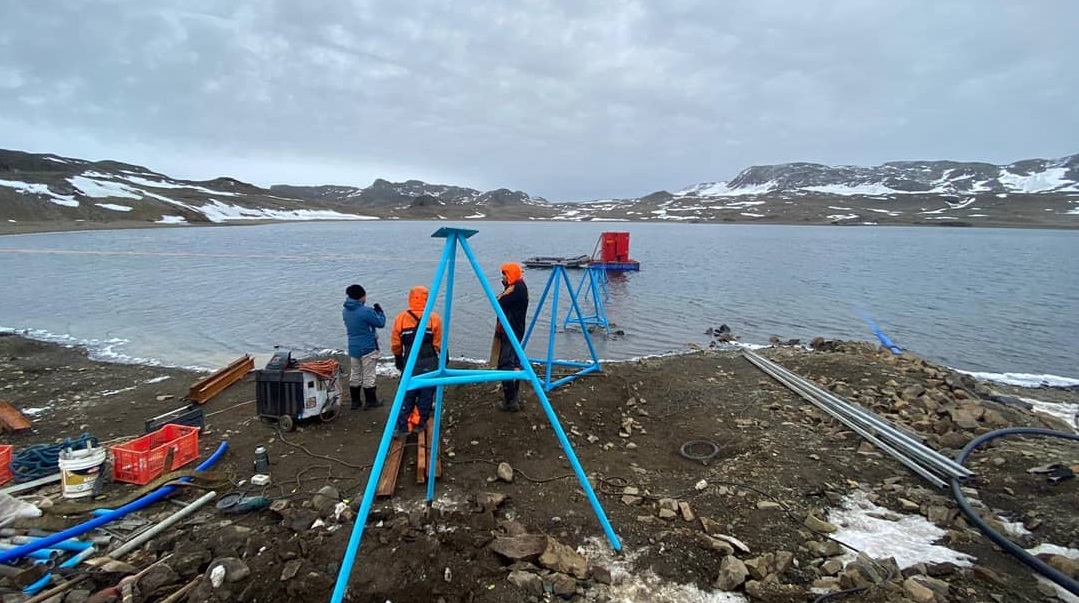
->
xmin=376 ymin=437 xmax=406 ymax=497
xmin=416 ymin=429 xmax=427 ymax=484
xmin=187 ymin=355 xmax=254 ymax=404
xmin=0 ymin=399 xmax=31 ymax=433
xmin=416 ymin=421 xmax=442 ymax=484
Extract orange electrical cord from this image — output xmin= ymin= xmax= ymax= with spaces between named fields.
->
xmin=296 ymin=359 xmax=340 ymax=381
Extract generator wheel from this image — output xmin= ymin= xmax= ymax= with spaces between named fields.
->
xmin=278 ymin=415 xmax=295 ymax=432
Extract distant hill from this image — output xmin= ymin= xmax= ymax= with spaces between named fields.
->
xmin=2 ymin=149 xmax=1076 ymax=230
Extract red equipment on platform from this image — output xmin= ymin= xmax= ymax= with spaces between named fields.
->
xmin=590 ymin=232 xmax=640 ymax=271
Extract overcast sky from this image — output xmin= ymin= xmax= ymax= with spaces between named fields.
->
xmin=1 ymin=1 xmax=1076 ymax=201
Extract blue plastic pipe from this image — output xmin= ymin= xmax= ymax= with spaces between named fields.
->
xmin=860 ymin=310 xmax=903 ymax=354
xmin=22 ymin=545 xmax=97 ymax=595
xmin=0 ymin=441 xmax=228 ymax=565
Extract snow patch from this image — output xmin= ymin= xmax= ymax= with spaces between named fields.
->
xmin=1020 ymin=398 xmax=1078 ymax=431
xmin=0 ymin=178 xmax=79 ymax=207
xmin=805 ymin=183 xmax=901 ymax=196
xmin=156 ymin=215 xmax=188 ymax=224
xmin=95 ymin=203 xmax=133 ymax=212
xmin=1026 ymin=544 xmax=1079 ymax=603
xmin=828 ymin=491 xmax=975 ymax=568
xmin=580 ymin=538 xmax=747 ymax=602
xmin=120 ymin=174 xmax=240 ymax=196
xmin=70 ymin=175 xmax=143 ymax=199
xmin=958 ymin=370 xmax=1079 ymax=389
xmin=998 ymin=167 xmax=1072 ymax=193
xmin=195 ymin=199 xmax=376 ymax=223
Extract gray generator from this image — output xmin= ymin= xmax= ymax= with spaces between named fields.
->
xmin=254 ymin=349 xmax=341 ymax=431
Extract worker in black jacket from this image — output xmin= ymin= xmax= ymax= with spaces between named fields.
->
xmin=494 ymin=262 xmax=529 ymax=411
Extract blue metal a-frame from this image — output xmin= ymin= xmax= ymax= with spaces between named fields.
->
xmin=330 ymin=228 xmax=621 ymax=603
xmin=522 ymin=264 xmax=602 ymax=391
xmin=562 ymin=266 xmax=611 ymax=335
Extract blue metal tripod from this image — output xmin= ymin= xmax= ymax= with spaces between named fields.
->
xmin=523 ymin=264 xmax=602 ymax=391
xmin=562 ymin=266 xmax=611 ymax=335
xmin=330 ymin=228 xmax=621 ymax=603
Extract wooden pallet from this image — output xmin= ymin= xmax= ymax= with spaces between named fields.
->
xmin=0 ymin=399 xmax=31 ymax=433
xmin=416 ymin=421 xmax=442 ymax=484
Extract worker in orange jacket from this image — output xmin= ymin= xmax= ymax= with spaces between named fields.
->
xmin=390 ymin=286 xmax=443 ymax=436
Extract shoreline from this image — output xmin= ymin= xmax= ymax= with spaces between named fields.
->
xmin=2 ymin=216 xmax=1078 ymax=237
xmin=4 ymin=325 xmax=1078 ymax=392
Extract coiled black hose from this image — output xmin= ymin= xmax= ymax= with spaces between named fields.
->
xmin=951 ymin=427 xmax=1079 ymax=596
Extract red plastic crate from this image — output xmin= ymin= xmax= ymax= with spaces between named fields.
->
xmin=0 ymin=445 xmax=12 ymax=486
xmin=111 ymin=424 xmax=200 ymax=485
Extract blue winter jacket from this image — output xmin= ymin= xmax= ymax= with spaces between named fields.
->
xmin=343 ymin=298 xmax=386 ymax=357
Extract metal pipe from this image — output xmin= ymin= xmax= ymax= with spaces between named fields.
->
xmin=758 ymin=358 xmax=962 ymax=482
xmin=763 ymin=362 xmax=958 ymax=476
xmin=0 ymin=474 xmax=62 ymax=496
xmin=4 ymin=536 xmax=94 ymax=552
xmin=744 ymin=350 xmax=972 ymax=479
xmin=109 ymin=490 xmax=217 ymax=559
xmin=753 ymin=358 xmax=947 ymax=488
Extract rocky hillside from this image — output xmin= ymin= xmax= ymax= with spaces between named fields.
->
xmin=2 ymin=149 xmax=1077 ymax=230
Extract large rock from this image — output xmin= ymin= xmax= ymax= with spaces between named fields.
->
xmin=170 ymin=540 xmax=212 ymax=577
xmin=280 ymin=559 xmax=303 ymax=581
xmin=538 ymin=537 xmax=589 ymax=579
xmin=497 ymin=462 xmax=514 ymax=482
xmin=545 ymin=572 xmax=578 ymax=598
xmin=207 ymin=557 xmax=251 ymax=585
xmin=507 ymin=570 xmax=543 ymax=595
xmin=204 ymin=525 xmax=253 ymax=557
xmin=744 ymin=554 xmax=772 ymax=580
xmin=903 ymin=576 xmax=936 ymax=603
xmin=136 ymin=564 xmax=180 ymax=598
xmin=311 ymin=485 xmax=340 ymax=517
xmin=489 ymin=534 xmax=548 ymax=561
xmin=1040 ymin=554 xmax=1079 ymax=579
xmin=804 ymin=514 xmax=838 ymax=533
xmin=715 ymin=556 xmax=749 ymax=591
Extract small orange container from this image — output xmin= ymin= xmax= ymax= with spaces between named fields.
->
xmin=111 ymin=424 xmax=200 ymax=485
xmin=0 ymin=445 xmax=12 ymax=486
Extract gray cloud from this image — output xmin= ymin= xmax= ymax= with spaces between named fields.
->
xmin=1 ymin=0 xmax=1076 ymax=200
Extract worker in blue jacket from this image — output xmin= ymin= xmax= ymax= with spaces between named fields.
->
xmin=343 ymin=284 xmax=386 ymax=410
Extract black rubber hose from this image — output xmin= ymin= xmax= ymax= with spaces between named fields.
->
xmin=951 ymin=427 xmax=1079 ymax=596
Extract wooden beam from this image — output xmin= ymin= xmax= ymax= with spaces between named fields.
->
xmin=416 ymin=421 xmax=442 ymax=484
xmin=0 ymin=399 xmax=31 ymax=433
xmin=376 ymin=437 xmax=406 ymax=497
xmin=187 ymin=355 xmax=254 ymax=404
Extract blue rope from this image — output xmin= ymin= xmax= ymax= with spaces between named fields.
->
xmin=11 ymin=433 xmax=98 ymax=482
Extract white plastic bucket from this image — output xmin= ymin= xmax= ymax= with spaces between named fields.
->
xmin=58 ymin=446 xmax=107 ymax=499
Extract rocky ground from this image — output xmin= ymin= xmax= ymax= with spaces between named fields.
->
xmin=1 ymin=333 xmax=1077 ymax=603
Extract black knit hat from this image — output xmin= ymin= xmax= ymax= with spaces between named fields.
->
xmin=346 ymin=284 xmax=366 ymax=300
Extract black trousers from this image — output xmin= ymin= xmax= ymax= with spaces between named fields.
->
xmin=497 ymin=332 xmax=522 ymax=402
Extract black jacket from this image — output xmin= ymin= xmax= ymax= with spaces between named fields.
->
xmin=497 ymin=280 xmax=529 ymax=341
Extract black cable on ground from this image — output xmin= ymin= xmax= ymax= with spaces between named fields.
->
xmin=951 ymin=427 xmax=1079 ymax=597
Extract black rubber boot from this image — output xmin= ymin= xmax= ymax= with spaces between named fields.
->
xmin=364 ymin=387 xmax=383 ymax=409
xmin=349 ymin=386 xmax=363 ymax=410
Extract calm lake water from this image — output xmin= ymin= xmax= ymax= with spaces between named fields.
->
xmin=1 ymin=221 xmax=1077 ymax=380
